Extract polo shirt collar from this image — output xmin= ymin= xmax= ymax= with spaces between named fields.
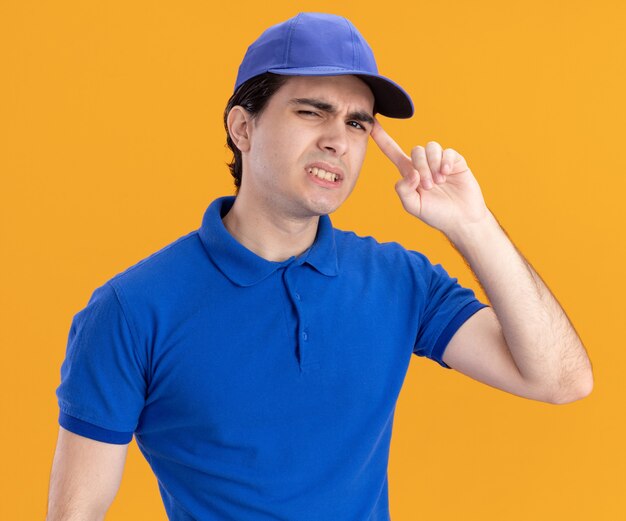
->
xmin=198 ymin=196 xmax=339 ymax=287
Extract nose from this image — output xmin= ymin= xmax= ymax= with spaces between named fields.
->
xmin=317 ymin=119 xmax=349 ymax=157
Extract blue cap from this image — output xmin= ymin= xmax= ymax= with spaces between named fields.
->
xmin=234 ymin=12 xmax=414 ymax=119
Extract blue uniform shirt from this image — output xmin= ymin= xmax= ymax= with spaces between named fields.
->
xmin=56 ymin=195 xmax=488 ymax=520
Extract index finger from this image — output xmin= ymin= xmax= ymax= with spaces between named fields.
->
xmin=370 ymin=118 xmax=414 ymax=178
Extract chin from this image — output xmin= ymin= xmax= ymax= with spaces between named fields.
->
xmin=304 ymin=197 xmax=344 ymax=216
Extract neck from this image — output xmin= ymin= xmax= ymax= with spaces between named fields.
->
xmin=222 ymin=194 xmax=320 ymax=263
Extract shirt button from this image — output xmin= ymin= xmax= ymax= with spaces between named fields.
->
xmin=302 ymin=331 xmax=308 ymax=341
xmin=295 ymin=292 xmax=301 ymax=301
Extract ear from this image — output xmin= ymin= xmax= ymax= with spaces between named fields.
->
xmin=227 ymin=106 xmax=253 ymax=153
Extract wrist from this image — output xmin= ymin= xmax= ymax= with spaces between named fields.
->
xmin=445 ymin=209 xmax=502 ymax=253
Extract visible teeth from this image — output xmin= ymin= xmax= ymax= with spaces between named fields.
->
xmin=309 ymin=167 xmax=338 ymax=182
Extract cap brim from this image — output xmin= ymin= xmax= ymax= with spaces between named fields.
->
xmin=267 ymin=67 xmax=414 ymax=119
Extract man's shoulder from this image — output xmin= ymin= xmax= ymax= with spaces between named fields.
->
xmin=333 ymin=226 xmax=429 ymax=265
xmin=112 ymin=229 xmax=199 ymax=276
xmin=100 ymin=229 xmax=207 ymax=302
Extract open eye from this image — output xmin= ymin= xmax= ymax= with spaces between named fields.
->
xmin=348 ymin=121 xmax=367 ymax=131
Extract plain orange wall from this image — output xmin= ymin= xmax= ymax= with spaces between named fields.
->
xmin=2 ymin=1 xmax=624 ymax=519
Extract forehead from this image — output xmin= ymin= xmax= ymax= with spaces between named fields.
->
xmin=275 ymin=75 xmax=375 ymax=111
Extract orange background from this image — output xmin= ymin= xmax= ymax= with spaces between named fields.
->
xmin=2 ymin=1 xmax=624 ymax=519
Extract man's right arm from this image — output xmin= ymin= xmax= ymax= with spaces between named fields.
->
xmin=46 ymin=426 xmax=129 ymax=521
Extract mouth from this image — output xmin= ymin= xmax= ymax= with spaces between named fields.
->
xmin=308 ymin=166 xmax=341 ymax=182
xmin=304 ymin=162 xmax=345 ymax=188
xmin=306 ymin=166 xmax=344 ymax=188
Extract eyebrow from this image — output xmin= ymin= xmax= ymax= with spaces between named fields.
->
xmin=288 ymin=97 xmax=375 ymax=126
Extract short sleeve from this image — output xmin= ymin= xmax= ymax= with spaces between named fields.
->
xmin=56 ymin=282 xmax=147 ymax=444
xmin=411 ymin=252 xmax=489 ymax=369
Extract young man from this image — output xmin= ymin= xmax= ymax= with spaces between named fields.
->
xmin=47 ymin=12 xmax=593 ymax=521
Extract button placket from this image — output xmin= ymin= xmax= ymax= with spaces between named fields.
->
xmin=282 ymin=266 xmax=316 ymax=371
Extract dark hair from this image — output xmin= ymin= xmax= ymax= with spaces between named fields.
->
xmin=223 ymin=73 xmax=290 ymax=194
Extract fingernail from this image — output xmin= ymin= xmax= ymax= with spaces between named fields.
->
xmin=423 ymin=178 xmax=433 ymax=189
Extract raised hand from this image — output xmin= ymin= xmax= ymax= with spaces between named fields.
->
xmin=370 ymin=119 xmax=490 ymax=236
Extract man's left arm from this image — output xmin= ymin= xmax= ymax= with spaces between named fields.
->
xmin=443 ymin=209 xmax=593 ymax=404
xmin=370 ymin=120 xmax=593 ymax=404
